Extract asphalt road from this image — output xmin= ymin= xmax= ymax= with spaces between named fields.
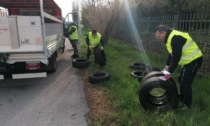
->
xmin=0 ymin=39 xmax=89 ymax=126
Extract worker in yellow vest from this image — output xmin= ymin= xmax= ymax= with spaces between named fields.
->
xmin=155 ymin=24 xmax=203 ymax=108
xmin=66 ymin=22 xmax=79 ymax=58
xmin=86 ymin=30 xmax=104 ymax=64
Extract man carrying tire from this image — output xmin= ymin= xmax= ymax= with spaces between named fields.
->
xmin=86 ymin=30 xmax=105 ymax=64
xmin=66 ymin=22 xmax=79 ymax=58
xmin=155 ymin=24 xmax=203 ymax=108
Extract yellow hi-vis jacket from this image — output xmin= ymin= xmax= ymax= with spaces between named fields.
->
xmin=68 ymin=25 xmax=78 ymax=40
xmin=166 ymin=30 xmax=202 ymax=65
xmin=88 ymin=32 xmax=102 ymax=47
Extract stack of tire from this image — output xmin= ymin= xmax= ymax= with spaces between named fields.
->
xmin=139 ymin=71 xmax=179 ymax=111
xmin=130 ymin=62 xmax=161 ymax=82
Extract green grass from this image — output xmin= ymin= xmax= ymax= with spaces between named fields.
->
xmin=79 ymin=36 xmax=210 ymax=126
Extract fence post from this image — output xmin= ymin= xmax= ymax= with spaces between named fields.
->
xmin=173 ymin=15 xmax=179 ymax=29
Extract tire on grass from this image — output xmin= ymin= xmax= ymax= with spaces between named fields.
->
xmin=89 ymin=71 xmax=110 ymax=84
xmin=94 ymin=47 xmax=106 ymax=66
xmin=130 ymin=62 xmax=148 ymax=70
xmin=72 ymin=58 xmax=90 ymax=68
xmin=131 ymin=70 xmax=148 ymax=82
xmin=139 ymin=77 xmax=179 ymax=111
xmin=140 ymin=71 xmax=176 ymax=87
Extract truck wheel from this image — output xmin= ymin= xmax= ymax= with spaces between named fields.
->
xmin=72 ymin=58 xmax=90 ymax=68
xmin=139 ymin=77 xmax=179 ymax=111
xmin=61 ymin=44 xmax=65 ymax=53
xmin=47 ymin=55 xmax=57 ymax=73
xmin=94 ymin=47 xmax=106 ymax=66
xmin=89 ymin=71 xmax=110 ymax=84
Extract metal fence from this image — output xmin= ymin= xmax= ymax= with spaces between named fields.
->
xmin=113 ymin=13 xmax=210 ymax=75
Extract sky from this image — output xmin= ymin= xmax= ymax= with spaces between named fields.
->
xmin=54 ymin=0 xmax=73 ymax=17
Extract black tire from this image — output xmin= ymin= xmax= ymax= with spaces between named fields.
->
xmin=72 ymin=58 xmax=90 ymax=68
xmin=94 ymin=47 xmax=106 ymax=66
xmin=130 ymin=62 xmax=149 ymax=70
xmin=89 ymin=71 xmax=110 ymax=84
xmin=139 ymin=77 xmax=179 ymax=111
xmin=101 ymin=50 xmax=106 ymax=63
xmin=47 ymin=54 xmax=57 ymax=73
xmin=141 ymin=71 xmax=163 ymax=84
xmin=131 ymin=71 xmax=148 ymax=82
xmin=140 ymin=71 xmax=176 ymax=86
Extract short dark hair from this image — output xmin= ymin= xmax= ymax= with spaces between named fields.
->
xmin=155 ymin=24 xmax=171 ymax=32
xmin=92 ymin=30 xmax=97 ymax=34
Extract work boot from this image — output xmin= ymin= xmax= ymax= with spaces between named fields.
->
xmin=178 ymin=102 xmax=191 ymax=110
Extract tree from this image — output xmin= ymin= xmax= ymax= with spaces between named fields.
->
xmin=72 ymin=1 xmax=79 ymax=23
xmin=81 ymin=0 xmax=123 ymax=43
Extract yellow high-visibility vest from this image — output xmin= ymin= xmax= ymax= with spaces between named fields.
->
xmin=68 ymin=26 xmax=78 ymax=40
xmin=88 ymin=32 xmax=101 ymax=47
xmin=166 ymin=30 xmax=202 ymax=65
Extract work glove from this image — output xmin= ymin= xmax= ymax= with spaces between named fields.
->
xmin=89 ymin=45 xmax=94 ymax=50
xmin=101 ymin=47 xmax=104 ymax=50
xmin=159 ymin=70 xmax=171 ymax=81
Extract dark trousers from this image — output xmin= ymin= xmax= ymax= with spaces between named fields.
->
xmin=178 ymin=56 xmax=203 ymax=106
xmin=69 ymin=39 xmax=79 ymax=55
xmin=87 ymin=45 xmax=99 ymax=63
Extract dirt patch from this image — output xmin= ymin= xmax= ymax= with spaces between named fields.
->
xmin=81 ymin=71 xmax=118 ymax=126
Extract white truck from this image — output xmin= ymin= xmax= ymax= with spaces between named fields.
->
xmin=0 ymin=0 xmax=65 ymax=79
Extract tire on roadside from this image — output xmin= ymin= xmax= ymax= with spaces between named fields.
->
xmin=94 ymin=47 xmax=106 ymax=66
xmin=89 ymin=71 xmax=110 ymax=84
xmin=139 ymin=77 xmax=179 ymax=111
xmin=72 ymin=58 xmax=90 ymax=68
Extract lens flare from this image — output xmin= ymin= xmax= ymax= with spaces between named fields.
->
xmin=124 ymin=0 xmax=151 ymax=66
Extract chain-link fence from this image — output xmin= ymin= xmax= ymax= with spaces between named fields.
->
xmin=113 ymin=13 xmax=210 ymax=75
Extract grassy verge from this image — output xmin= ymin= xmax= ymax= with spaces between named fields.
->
xmin=79 ymin=37 xmax=210 ymax=126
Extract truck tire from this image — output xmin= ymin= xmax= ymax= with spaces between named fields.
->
xmin=47 ymin=54 xmax=57 ymax=73
xmin=94 ymin=47 xmax=106 ymax=66
xmin=141 ymin=71 xmax=164 ymax=84
xmin=140 ymin=71 xmax=176 ymax=87
xmin=61 ymin=44 xmax=65 ymax=53
xmin=131 ymin=70 xmax=148 ymax=82
xmin=72 ymin=58 xmax=90 ymax=68
xmin=139 ymin=77 xmax=179 ymax=111
xmin=89 ymin=71 xmax=110 ymax=84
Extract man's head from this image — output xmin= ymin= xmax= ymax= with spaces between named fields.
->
xmin=155 ymin=24 xmax=171 ymax=42
xmin=66 ymin=21 xmax=72 ymax=27
xmin=92 ymin=30 xmax=97 ymax=38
